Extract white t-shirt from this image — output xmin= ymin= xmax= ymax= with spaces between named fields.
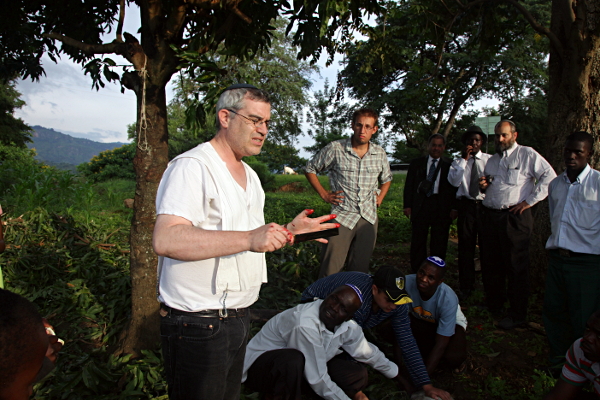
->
xmin=156 ymin=142 xmax=266 ymax=311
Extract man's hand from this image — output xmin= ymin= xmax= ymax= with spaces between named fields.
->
xmin=422 ymin=384 xmax=452 ymax=400
xmin=42 ymin=319 xmax=63 ymax=364
xmin=450 ymin=209 xmax=458 ymax=220
xmin=321 ymin=190 xmax=344 ymax=205
xmin=352 ymin=391 xmax=369 ymax=400
xmin=509 ymin=201 xmax=531 ymax=215
xmin=479 ymin=176 xmax=489 ymax=192
xmin=286 ymin=209 xmax=339 ymax=244
xmin=462 ymin=145 xmax=474 ymax=160
xmin=403 ymin=208 xmax=412 ymax=217
xmin=248 ymin=223 xmax=291 ymax=252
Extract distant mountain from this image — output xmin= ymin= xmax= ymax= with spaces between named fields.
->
xmin=27 ymin=126 xmax=127 ymax=168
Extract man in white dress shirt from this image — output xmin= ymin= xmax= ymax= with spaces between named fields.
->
xmin=543 ymin=131 xmax=600 ymax=367
xmin=448 ymin=126 xmax=492 ymax=300
xmin=152 ymin=84 xmax=337 ymax=400
xmin=479 ymin=120 xmax=556 ymax=330
xmin=243 ymin=285 xmax=415 ymax=400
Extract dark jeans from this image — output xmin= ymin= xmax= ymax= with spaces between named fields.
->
xmin=410 ymin=195 xmax=452 ymax=272
xmin=480 ymin=207 xmax=532 ymax=320
xmin=409 ymin=314 xmax=467 ymax=369
xmin=457 ymin=198 xmax=484 ymax=292
xmin=245 ymin=349 xmax=368 ymax=399
xmin=160 ymin=308 xmax=250 ymax=400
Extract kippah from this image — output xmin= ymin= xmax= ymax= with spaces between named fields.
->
xmin=223 ymin=83 xmax=258 ymax=91
xmin=427 ymin=256 xmax=446 ymax=268
xmin=344 ymin=284 xmax=364 ymax=304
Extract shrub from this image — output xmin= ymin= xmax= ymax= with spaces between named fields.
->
xmin=78 ymin=143 xmax=136 ymax=183
xmin=246 ymin=160 xmax=276 ymax=190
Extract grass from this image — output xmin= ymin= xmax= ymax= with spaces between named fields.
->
xmin=0 ymin=169 xmax=554 ymax=399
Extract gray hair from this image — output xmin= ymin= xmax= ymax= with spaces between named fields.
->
xmin=215 ymin=88 xmax=270 ymax=129
xmin=494 ymin=120 xmax=517 ymax=133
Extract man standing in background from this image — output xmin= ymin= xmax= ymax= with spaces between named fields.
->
xmin=404 ymin=134 xmax=457 ymax=272
xmin=543 ymin=131 xmax=600 ymax=368
xmin=448 ymin=126 xmax=491 ymax=300
xmin=479 ymin=120 xmax=556 ymax=330
xmin=305 ymin=108 xmax=393 ymax=277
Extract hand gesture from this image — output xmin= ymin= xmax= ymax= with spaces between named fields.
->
xmin=462 ymin=145 xmax=474 ymax=160
xmin=287 ymin=209 xmax=339 ymax=244
xmin=248 ymin=223 xmax=292 ymax=252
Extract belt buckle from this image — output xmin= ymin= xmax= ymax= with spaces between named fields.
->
xmin=219 ymin=307 xmax=228 ymax=318
xmin=558 ymin=249 xmax=571 ymax=257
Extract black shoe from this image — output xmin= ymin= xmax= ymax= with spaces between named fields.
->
xmin=496 ymin=316 xmax=526 ymax=330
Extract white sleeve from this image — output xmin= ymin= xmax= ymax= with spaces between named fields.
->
xmin=448 ymin=158 xmax=467 ymax=188
xmin=525 ymin=151 xmax=557 ymax=206
xmin=341 ymin=324 xmax=398 ymax=379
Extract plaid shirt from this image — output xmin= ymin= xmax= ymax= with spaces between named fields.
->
xmin=305 ymin=139 xmax=392 ymax=229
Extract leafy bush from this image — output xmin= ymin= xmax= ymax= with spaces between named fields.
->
xmin=246 ymin=160 xmax=276 ymax=190
xmin=78 ymin=143 xmax=136 ymax=183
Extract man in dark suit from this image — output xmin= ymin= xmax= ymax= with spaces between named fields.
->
xmin=403 ymin=134 xmax=457 ymax=272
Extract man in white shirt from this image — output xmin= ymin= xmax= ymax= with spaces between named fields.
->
xmin=448 ymin=126 xmax=492 ymax=300
xmin=543 ymin=131 xmax=600 ymax=368
xmin=243 ymin=285 xmax=408 ymax=400
xmin=152 ymin=84 xmax=337 ymax=400
xmin=479 ymin=120 xmax=556 ymax=330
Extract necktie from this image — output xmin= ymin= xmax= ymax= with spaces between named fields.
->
xmin=427 ymin=159 xmax=437 ymax=197
xmin=469 ymin=156 xmax=480 ymax=199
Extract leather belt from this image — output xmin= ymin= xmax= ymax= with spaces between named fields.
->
xmin=160 ymin=303 xmax=247 ymax=318
xmin=460 ymin=197 xmax=483 ymax=204
xmin=557 ymin=249 xmax=590 ymax=258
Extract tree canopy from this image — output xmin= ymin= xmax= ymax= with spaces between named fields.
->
xmin=340 ymin=0 xmax=550 ymax=153
xmin=0 ymin=79 xmax=32 ymax=148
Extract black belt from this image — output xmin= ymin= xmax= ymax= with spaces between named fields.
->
xmin=555 ymin=249 xmax=592 ymax=258
xmin=460 ymin=197 xmax=483 ymax=204
xmin=483 ymin=205 xmax=509 ymax=212
xmin=160 ymin=303 xmax=247 ymax=318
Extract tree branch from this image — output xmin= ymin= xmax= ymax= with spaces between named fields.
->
xmin=116 ymin=0 xmax=125 ymax=43
xmin=43 ymin=32 xmax=125 ymax=55
xmin=500 ymin=0 xmax=563 ymax=58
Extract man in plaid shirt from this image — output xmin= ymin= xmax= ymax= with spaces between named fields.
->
xmin=305 ymin=108 xmax=393 ymax=277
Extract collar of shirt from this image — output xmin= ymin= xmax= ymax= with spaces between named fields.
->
xmin=472 ymin=150 xmax=483 ymax=160
xmin=427 ymin=155 xmax=440 ymax=165
xmin=344 ymin=138 xmax=373 ymax=156
xmin=562 ymin=164 xmax=591 ymax=184
xmin=501 ymin=142 xmax=518 ymax=158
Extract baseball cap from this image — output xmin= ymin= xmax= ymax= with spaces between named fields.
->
xmin=373 ymin=267 xmax=412 ymax=305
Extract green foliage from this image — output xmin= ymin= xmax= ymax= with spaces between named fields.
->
xmin=246 ymin=158 xmax=276 ymax=190
xmin=78 ymin=144 xmax=136 ymax=183
xmin=256 ymin=141 xmax=307 ymax=173
xmin=304 ymin=80 xmax=352 ymax=156
xmin=341 ymin=0 xmax=550 ymax=154
xmin=0 ymin=78 xmax=31 ymax=147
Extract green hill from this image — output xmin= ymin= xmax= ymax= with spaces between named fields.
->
xmin=27 ymin=126 xmax=127 ymax=169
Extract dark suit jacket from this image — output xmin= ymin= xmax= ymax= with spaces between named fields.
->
xmin=403 ymin=156 xmax=457 ymax=218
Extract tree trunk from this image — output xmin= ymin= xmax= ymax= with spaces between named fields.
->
xmin=530 ymin=0 xmax=600 ymax=291
xmin=119 ymin=77 xmax=170 ymax=355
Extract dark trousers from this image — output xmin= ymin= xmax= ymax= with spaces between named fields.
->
xmin=457 ymin=198 xmax=484 ymax=292
xmin=319 ymin=217 xmax=378 ymax=278
xmin=480 ymin=207 xmax=532 ymax=320
xmin=543 ymin=249 xmax=600 ymax=364
xmin=410 ymin=195 xmax=452 ymax=272
xmin=409 ymin=314 xmax=467 ymax=369
xmin=160 ymin=308 xmax=250 ymax=400
xmin=245 ymin=349 xmax=368 ymax=399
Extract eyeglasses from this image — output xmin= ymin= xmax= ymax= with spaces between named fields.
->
xmin=226 ymin=109 xmax=271 ymax=129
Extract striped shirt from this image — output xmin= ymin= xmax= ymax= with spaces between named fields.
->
xmin=561 ymin=338 xmax=600 ymax=394
xmin=305 ymin=139 xmax=393 ymax=229
xmin=301 ymin=272 xmax=431 ymax=388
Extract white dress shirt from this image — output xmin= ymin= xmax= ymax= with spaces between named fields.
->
xmin=482 ymin=143 xmax=556 ymax=210
xmin=242 ymin=300 xmax=398 ymax=400
xmin=545 ymin=165 xmax=600 ymax=255
xmin=427 ymin=155 xmax=442 ymax=194
xmin=448 ymin=151 xmax=492 ymax=200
